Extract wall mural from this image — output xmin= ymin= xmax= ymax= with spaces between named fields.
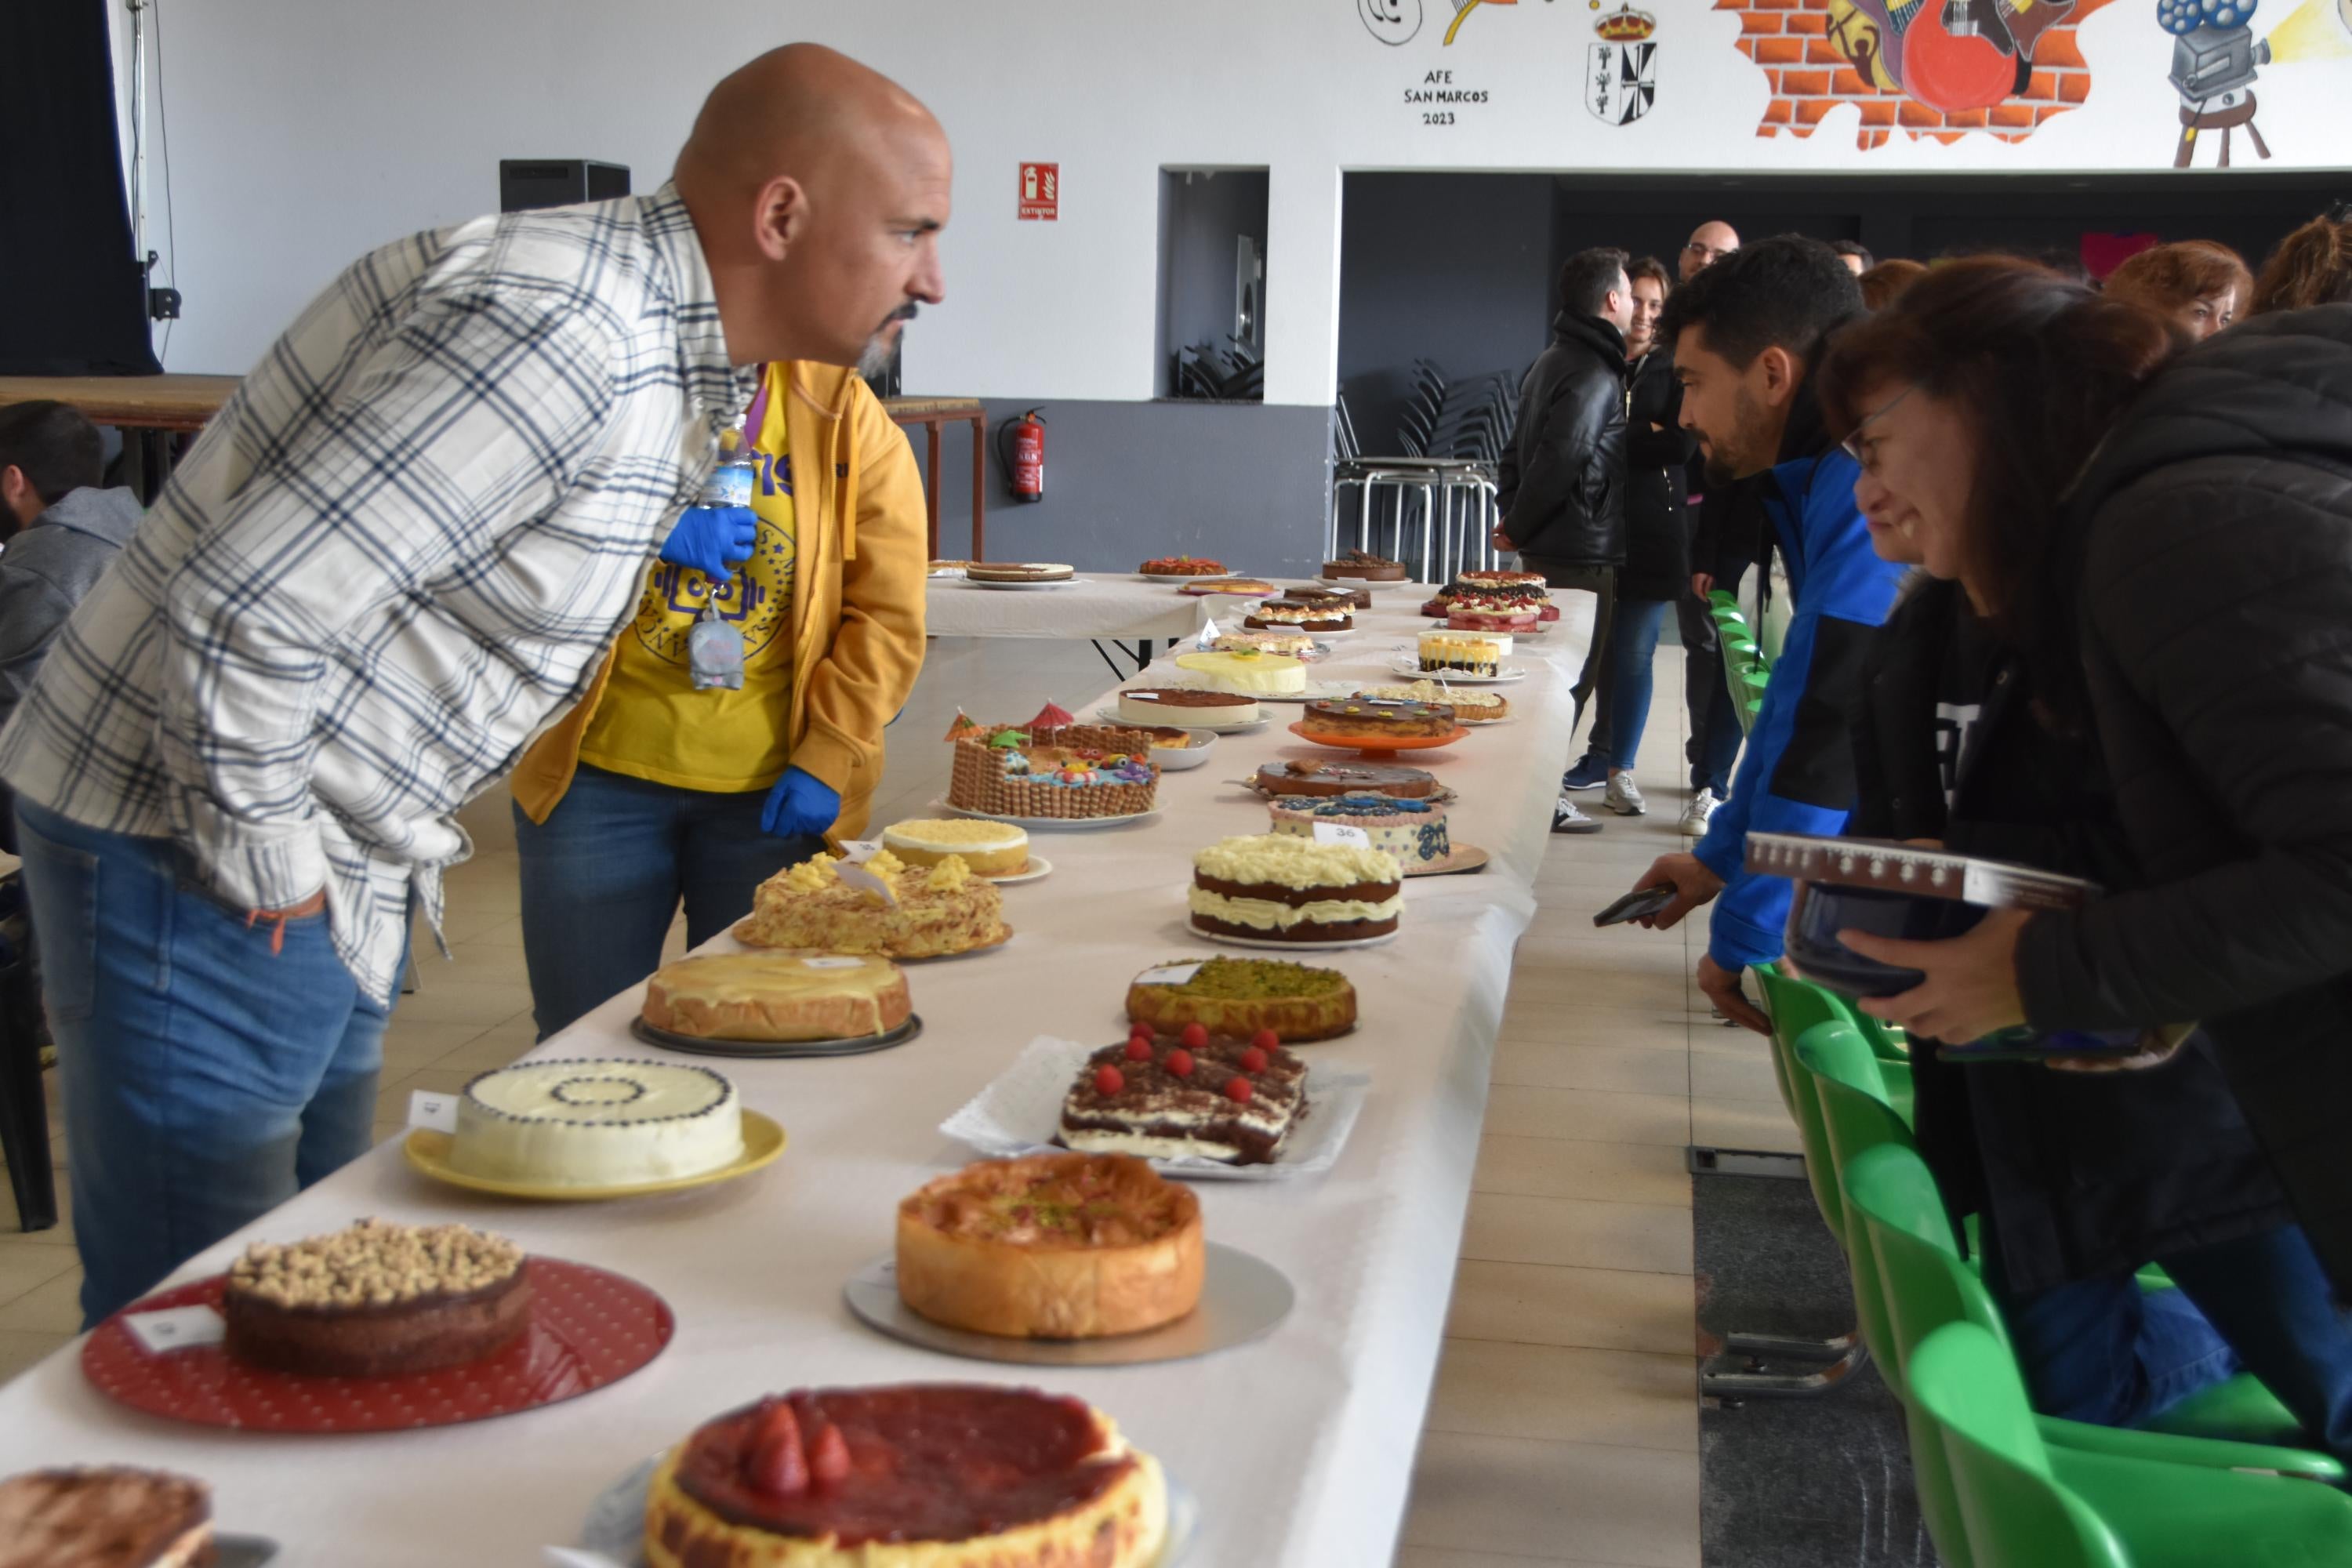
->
xmin=1726 ymin=0 xmax=2350 ymax=162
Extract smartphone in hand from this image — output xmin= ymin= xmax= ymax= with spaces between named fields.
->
xmin=1593 ymin=886 xmax=1676 ymax=927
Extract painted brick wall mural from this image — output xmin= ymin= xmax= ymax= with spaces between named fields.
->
xmin=1719 ymin=0 xmax=2119 ymax=147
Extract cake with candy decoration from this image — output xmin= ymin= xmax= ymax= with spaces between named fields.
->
xmin=946 ymin=724 xmax=1160 ymax=820
xmin=1249 ymin=757 xmax=1443 ymax=800
xmin=642 ymin=1385 xmax=1167 ymax=1568
xmin=1297 ymin=695 xmax=1456 ymax=743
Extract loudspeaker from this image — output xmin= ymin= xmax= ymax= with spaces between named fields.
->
xmin=498 ymin=160 xmax=630 ymax=214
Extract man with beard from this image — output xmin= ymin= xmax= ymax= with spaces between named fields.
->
xmin=1613 ymin=237 xmax=1905 ymax=1029
xmin=0 ymin=43 xmax=947 ymax=1325
xmin=1675 ymin=220 xmax=1747 ymax=838
xmin=507 ymin=50 xmax=939 ymax=1039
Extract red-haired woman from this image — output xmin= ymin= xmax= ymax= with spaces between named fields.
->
xmin=2102 ymin=239 xmax=2252 ymax=339
xmin=1814 ymin=258 xmax=2352 ymax=1465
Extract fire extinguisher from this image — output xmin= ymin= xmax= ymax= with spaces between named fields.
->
xmin=1000 ymin=408 xmax=1046 ymax=503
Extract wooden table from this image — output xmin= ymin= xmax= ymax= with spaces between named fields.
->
xmin=882 ymin=394 xmax=987 ymax=562
xmin=0 ymin=376 xmax=989 ymax=559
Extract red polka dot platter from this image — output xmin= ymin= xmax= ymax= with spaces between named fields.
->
xmin=81 ymin=1258 xmax=673 ymax=1432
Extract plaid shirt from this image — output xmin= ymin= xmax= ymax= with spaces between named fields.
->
xmin=0 ymin=183 xmax=756 ymax=1004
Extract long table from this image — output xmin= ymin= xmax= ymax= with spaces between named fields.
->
xmin=0 ymin=586 xmax=1594 ymax=1566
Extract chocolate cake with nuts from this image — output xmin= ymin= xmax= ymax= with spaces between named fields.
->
xmin=222 ymin=1218 xmax=530 ymax=1377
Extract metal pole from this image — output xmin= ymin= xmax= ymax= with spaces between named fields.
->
xmin=127 ymin=0 xmax=150 ymax=267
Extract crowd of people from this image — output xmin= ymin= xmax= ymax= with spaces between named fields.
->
xmin=1491 ymin=208 xmax=2352 ymax=1466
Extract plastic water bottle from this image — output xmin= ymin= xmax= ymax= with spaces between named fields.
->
xmin=700 ymin=427 xmax=757 ymax=510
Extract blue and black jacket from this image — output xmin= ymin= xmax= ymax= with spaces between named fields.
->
xmin=1691 ymin=385 xmax=1907 ymax=972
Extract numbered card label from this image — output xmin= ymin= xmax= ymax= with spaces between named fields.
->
xmin=1314 ymin=822 xmax=1374 ymax=849
xmin=800 ymin=956 xmax=866 ymax=971
xmin=837 ymin=840 xmax=881 ymax=864
xmin=407 ymin=1091 xmax=459 ymax=1134
xmin=122 ymin=1305 xmax=226 ymax=1356
xmin=1135 ymin=962 xmax=1204 ymax=986
xmin=836 ymin=861 xmax=898 ymax=906
xmin=1196 ymin=616 xmax=1221 ymax=649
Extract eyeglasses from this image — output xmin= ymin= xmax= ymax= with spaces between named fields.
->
xmin=1840 ymin=386 xmax=1915 ymax=471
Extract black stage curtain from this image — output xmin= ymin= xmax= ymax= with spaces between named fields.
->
xmin=0 ymin=0 xmax=162 ymax=374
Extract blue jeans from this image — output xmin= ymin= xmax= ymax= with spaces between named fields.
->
xmin=1988 ymin=1220 xmax=2352 ymax=1461
xmin=12 ymin=802 xmax=395 ymax=1328
xmin=513 ymin=765 xmax=824 ymax=1039
xmin=1579 ymin=599 xmax=1670 ymax=773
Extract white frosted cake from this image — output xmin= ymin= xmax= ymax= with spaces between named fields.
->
xmin=448 ymin=1059 xmax=744 ymax=1187
xmin=1173 ymin=649 xmax=1308 ymax=695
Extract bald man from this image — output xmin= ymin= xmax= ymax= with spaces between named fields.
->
xmin=1681 ymin=220 xmax=1739 ymax=283
xmin=505 ymin=53 xmax=941 ymax=1040
xmin=0 ymin=44 xmax=949 ymax=1324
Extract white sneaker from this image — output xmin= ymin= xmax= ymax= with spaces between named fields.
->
xmin=1551 ymin=797 xmax=1603 ymax=835
xmin=1679 ymin=789 xmax=1719 ymax=837
xmin=1605 ymin=772 xmax=1646 ymax=816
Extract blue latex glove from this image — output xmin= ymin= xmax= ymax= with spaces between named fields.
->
xmin=659 ymin=506 xmax=758 ymax=584
xmin=762 ymin=767 xmax=840 ymax=838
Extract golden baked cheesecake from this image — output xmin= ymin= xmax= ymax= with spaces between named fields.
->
xmin=1125 ymin=954 xmax=1359 ymax=1042
xmin=644 ymin=1385 xmax=1167 ymax=1568
xmin=735 ymin=851 xmax=1008 ymax=960
xmin=0 ymin=1468 xmax=212 ymax=1568
xmin=896 ymin=1153 xmax=1203 ymax=1340
xmin=644 ymin=953 xmax=912 ymax=1041
xmin=880 ymin=818 xmax=1029 ymax=877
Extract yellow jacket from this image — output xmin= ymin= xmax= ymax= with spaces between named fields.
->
xmin=511 ymin=361 xmax=927 ymax=839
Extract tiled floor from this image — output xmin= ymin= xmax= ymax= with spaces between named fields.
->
xmin=0 ymin=636 xmax=1797 ymax=1566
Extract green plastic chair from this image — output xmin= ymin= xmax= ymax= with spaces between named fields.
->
xmin=1912 ymin=1320 xmax=2352 ymax=1568
xmin=1844 ymin=1142 xmax=2341 ymax=1480
xmin=1756 ymin=971 xmax=1915 ymax=1124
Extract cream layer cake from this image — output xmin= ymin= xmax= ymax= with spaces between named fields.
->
xmin=1171 ymin=649 xmax=1308 ymax=695
xmin=449 ymin=1058 xmax=745 ymax=1186
xmin=1417 ymin=633 xmax=1501 ymax=677
xmin=882 ymin=817 xmax=1030 ymax=877
xmin=1188 ymin=834 xmax=1404 ymax=942
xmin=1062 ymin=1033 xmax=1309 ymax=1165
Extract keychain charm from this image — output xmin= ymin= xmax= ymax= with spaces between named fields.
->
xmin=688 ymin=597 xmax=745 ymax=690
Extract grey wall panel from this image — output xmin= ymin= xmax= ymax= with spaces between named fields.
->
xmin=906 ymin=398 xmax=1334 ymax=576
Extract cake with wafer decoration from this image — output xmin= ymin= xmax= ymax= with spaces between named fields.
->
xmin=948 ymin=725 xmax=1160 ymax=820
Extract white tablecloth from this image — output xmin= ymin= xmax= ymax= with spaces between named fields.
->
xmin=927 ymin=573 xmax=1218 ymax=643
xmin=0 ymin=590 xmax=1595 ymax=1566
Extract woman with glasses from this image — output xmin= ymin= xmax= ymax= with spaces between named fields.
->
xmin=1813 ymin=258 xmax=2352 ymax=1465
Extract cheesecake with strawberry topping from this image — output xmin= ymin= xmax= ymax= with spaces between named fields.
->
xmin=895 ymin=1153 xmax=1203 ymax=1340
xmin=643 ymin=1385 xmax=1167 ymax=1568
xmin=1062 ymin=1025 xmax=1310 ymax=1165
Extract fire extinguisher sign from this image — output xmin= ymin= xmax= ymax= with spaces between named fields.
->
xmin=1018 ymin=162 xmax=1059 ymax=222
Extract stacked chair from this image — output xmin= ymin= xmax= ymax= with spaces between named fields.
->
xmin=1751 ymin=967 xmax=2352 ymax=1562
xmin=1330 ymin=360 xmax=1515 ymax=583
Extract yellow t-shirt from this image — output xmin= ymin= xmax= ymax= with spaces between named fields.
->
xmin=577 ymin=412 xmax=797 ymax=791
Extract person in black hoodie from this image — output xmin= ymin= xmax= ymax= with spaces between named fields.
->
xmin=1561 ymin=256 xmax=1698 ymax=821
xmin=1495 ymin=245 xmax=1632 ymax=811
xmin=1819 ymin=260 xmax=2352 ymax=1462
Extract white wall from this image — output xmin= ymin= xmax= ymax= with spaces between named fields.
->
xmin=132 ymin=0 xmax=2352 ymax=403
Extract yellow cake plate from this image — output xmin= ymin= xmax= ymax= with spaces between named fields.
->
xmin=401 ymin=1110 xmax=786 ymax=1201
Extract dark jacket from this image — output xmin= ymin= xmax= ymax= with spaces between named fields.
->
xmin=1620 ymin=350 xmax=1697 ymax=601
xmin=1496 ymin=310 xmax=1627 ymax=566
xmin=0 ymin=485 xmax=141 ymax=741
xmin=1853 ymin=583 xmax=2292 ymax=1294
xmin=2014 ymin=303 xmax=2352 ymax=1294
